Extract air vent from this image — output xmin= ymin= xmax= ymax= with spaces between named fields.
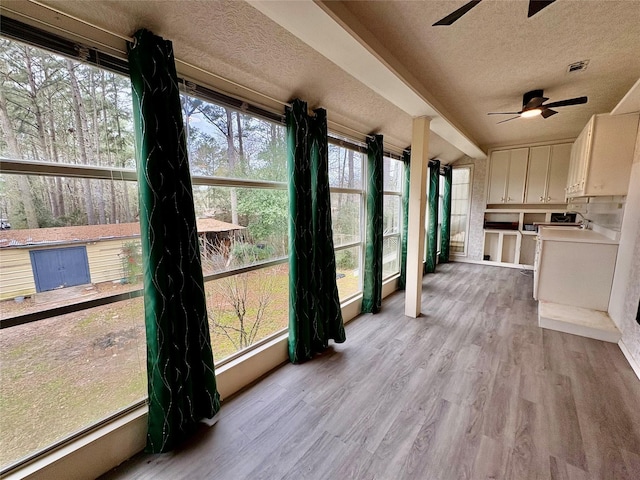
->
xmin=567 ymin=60 xmax=589 ymax=73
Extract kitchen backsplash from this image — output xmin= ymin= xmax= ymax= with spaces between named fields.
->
xmin=568 ymin=195 xmax=626 ymax=231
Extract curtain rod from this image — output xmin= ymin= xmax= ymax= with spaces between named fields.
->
xmin=18 ymin=0 xmax=405 ymax=152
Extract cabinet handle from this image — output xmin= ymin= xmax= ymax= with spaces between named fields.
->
xmin=539 ymin=196 xmax=544 ymax=201
xmin=501 ymin=197 xmax=505 ymax=202
xmin=546 ymin=197 xmax=551 ymax=202
xmin=507 ymin=196 xmax=512 ymax=201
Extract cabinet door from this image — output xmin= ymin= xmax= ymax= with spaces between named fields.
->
xmin=505 ymin=148 xmax=528 ymax=203
xmin=487 ymin=150 xmax=509 ymax=204
xmin=546 ymin=143 xmax=571 ymax=202
xmin=574 ymin=122 xmax=592 ymax=196
xmin=525 ymin=146 xmax=550 ymax=203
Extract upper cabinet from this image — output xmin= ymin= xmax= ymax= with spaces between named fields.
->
xmin=566 ymin=113 xmax=639 ymax=198
xmin=487 ymin=143 xmax=571 ymax=205
xmin=487 ymin=148 xmax=528 ymax=204
xmin=525 ymin=144 xmax=571 ymax=204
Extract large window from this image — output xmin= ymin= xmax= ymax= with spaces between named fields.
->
xmin=0 ymin=38 xmax=145 ymax=471
xmin=450 ymin=166 xmax=473 ymax=256
xmin=0 ymin=36 xmax=289 ymax=471
xmin=181 ymin=91 xmax=290 ymax=360
xmin=328 ymin=143 xmax=364 ymax=300
xmin=383 ymin=156 xmax=402 ymax=279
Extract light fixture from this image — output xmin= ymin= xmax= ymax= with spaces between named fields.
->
xmin=521 ymin=108 xmax=542 ymax=118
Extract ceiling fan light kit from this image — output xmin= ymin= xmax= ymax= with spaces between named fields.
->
xmin=488 ymin=89 xmax=588 ymax=124
xmin=521 ymin=108 xmax=542 ymax=118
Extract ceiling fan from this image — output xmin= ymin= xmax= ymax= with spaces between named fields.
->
xmin=433 ymin=0 xmax=556 ymax=26
xmin=488 ymin=89 xmax=588 ymax=124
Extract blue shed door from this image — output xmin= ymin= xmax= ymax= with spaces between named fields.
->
xmin=30 ymin=246 xmax=91 ymax=292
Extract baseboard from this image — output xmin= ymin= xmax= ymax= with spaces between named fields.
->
xmin=618 ymin=339 xmax=640 ymax=381
xmin=453 ymin=257 xmax=533 ymax=270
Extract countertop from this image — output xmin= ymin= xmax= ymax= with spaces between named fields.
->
xmin=538 ymin=226 xmax=619 ymax=245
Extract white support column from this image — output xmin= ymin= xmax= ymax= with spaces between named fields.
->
xmin=405 ymin=116 xmax=431 ymax=318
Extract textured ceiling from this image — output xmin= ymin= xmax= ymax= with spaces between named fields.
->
xmin=6 ymin=0 xmax=640 ymax=160
xmin=339 ymin=0 xmax=640 ymax=149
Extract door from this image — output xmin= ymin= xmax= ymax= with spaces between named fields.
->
xmin=30 ymin=246 xmax=91 ymax=292
xmin=505 ymin=148 xmax=528 ymax=203
xmin=487 ymin=150 xmax=509 ymax=204
xmin=546 ymin=143 xmax=571 ymax=202
xmin=525 ymin=146 xmax=550 ymax=204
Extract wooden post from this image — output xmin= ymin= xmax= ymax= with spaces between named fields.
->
xmin=405 ymin=117 xmax=431 ymax=318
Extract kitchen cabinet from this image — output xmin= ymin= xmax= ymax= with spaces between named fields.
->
xmin=534 ymin=227 xmax=618 ymax=311
xmin=487 ymin=148 xmax=528 ymax=204
xmin=525 ymin=144 xmax=571 ymax=204
xmin=534 ymin=226 xmax=621 ymax=343
xmin=566 ymin=113 xmax=639 ymax=198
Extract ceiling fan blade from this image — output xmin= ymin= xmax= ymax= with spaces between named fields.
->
xmin=544 ymin=96 xmax=588 ymax=108
xmin=524 ymin=96 xmax=548 ymax=110
xmin=541 ymin=109 xmax=558 ymax=118
xmin=497 ymin=116 xmax=520 ymax=124
xmin=487 ymin=112 xmax=521 ymax=115
xmin=528 ymin=0 xmax=556 ymax=18
xmin=433 ymin=0 xmax=482 ymax=26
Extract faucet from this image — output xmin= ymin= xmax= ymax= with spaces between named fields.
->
xmin=568 ymin=211 xmax=591 ymax=229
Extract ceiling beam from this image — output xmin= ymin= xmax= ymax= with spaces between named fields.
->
xmin=248 ymin=0 xmax=486 ymax=159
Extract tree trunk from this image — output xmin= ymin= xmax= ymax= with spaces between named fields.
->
xmin=226 ymin=108 xmax=238 ymax=224
xmin=0 ymin=86 xmax=39 ymax=228
xmin=348 ymin=148 xmax=355 ymax=188
xmin=46 ymin=98 xmax=65 ymax=217
xmin=236 ymin=111 xmax=244 ymax=162
xmin=89 ymin=70 xmax=106 ymax=224
xmin=66 ymin=59 xmax=95 ymax=224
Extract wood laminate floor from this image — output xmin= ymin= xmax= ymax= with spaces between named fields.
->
xmin=102 ymin=263 xmax=640 ymax=480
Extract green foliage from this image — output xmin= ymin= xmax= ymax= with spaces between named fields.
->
xmin=237 ymin=189 xmax=288 ymax=250
xmin=336 ymin=249 xmax=357 ymax=270
xmin=120 ymin=241 xmax=142 ymax=284
xmin=231 ymin=242 xmax=274 ymax=264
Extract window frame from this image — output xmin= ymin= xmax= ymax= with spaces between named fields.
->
xmin=328 ymin=139 xmax=366 ymax=303
xmin=382 ymin=155 xmax=403 ymax=281
xmin=450 ymin=164 xmax=474 ymax=258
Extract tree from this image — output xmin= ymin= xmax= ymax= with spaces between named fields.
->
xmin=0 ymin=84 xmax=39 ymax=228
xmin=208 ymin=243 xmax=276 ymax=350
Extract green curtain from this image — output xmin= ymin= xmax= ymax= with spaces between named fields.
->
xmin=287 ymin=99 xmax=345 ymax=363
xmin=128 ymin=29 xmax=220 ymax=453
xmin=362 ymin=135 xmax=383 ymax=313
xmin=439 ymin=166 xmax=453 ymax=263
xmin=425 ymin=159 xmax=440 ymax=274
xmin=398 ymin=149 xmax=411 ymax=290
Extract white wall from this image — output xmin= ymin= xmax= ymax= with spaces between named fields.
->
xmin=609 ymin=126 xmax=640 ymax=372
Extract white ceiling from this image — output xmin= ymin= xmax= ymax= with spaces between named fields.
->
xmin=3 ymin=0 xmax=640 ymax=162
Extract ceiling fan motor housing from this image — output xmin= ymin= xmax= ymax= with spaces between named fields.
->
xmin=523 ymin=89 xmax=545 ymax=109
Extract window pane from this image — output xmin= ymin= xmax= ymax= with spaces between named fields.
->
xmin=382 ymin=235 xmax=400 ymax=278
xmin=451 ymin=167 xmax=472 ymax=255
xmin=383 ymin=194 xmax=401 ymax=235
xmin=331 ymin=193 xmax=361 ymax=247
xmin=206 ymin=263 xmax=289 ymax=362
xmin=335 ymin=246 xmax=361 ymax=300
xmin=192 ymin=186 xmax=288 ymax=272
xmin=0 ymin=174 xmax=143 ymax=305
xmin=182 ymin=95 xmax=287 ymax=182
xmin=0 ymin=38 xmax=135 ymax=170
xmin=327 ymin=145 xmax=363 ymax=188
xmin=0 ymin=298 xmax=146 ymax=469
xmin=0 ymin=174 xmax=139 ymax=231
xmin=383 ymin=157 xmax=402 ymax=192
